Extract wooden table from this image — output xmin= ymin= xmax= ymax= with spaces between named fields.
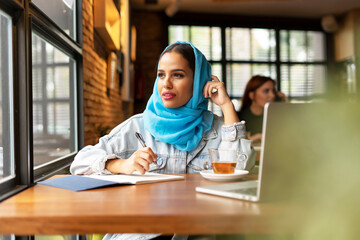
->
xmin=0 ymin=174 xmax=297 ymax=235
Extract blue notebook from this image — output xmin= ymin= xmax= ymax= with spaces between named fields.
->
xmin=38 ymin=173 xmax=184 ymax=191
xmin=38 ymin=175 xmax=120 ymax=191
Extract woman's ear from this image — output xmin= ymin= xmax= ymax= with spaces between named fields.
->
xmin=249 ymin=91 xmax=254 ymax=100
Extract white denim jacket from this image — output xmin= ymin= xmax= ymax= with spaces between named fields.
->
xmin=70 ymin=113 xmax=255 ymax=175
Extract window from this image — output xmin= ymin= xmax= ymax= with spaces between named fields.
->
xmin=32 ymin=0 xmax=76 ymax=40
xmin=32 ymin=33 xmax=77 ymax=169
xmin=0 ymin=9 xmax=15 ymax=184
xmin=0 ymin=0 xmax=82 ymax=203
xmin=169 ymin=25 xmax=222 ymax=66
xmin=30 ymin=0 xmax=82 ymax=179
xmin=226 ymin=27 xmax=277 ymax=98
xmin=168 ymin=25 xmax=327 ymax=104
xmin=280 ymin=30 xmax=326 ymax=99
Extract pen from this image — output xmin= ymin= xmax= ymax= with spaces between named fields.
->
xmin=135 ymin=132 xmax=158 ymax=166
xmin=135 ymin=132 xmax=147 ymax=148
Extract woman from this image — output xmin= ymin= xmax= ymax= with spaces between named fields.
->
xmin=70 ymin=41 xmax=255 ymax=240
xmin=237 ymin=75 xmax=288 ymax=142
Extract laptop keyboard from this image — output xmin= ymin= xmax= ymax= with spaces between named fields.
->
xmin=228 ymin=187 xmax=257 ymax=196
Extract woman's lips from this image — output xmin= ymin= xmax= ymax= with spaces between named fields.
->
xmin=162 ymin=92 xmax=176 ymax=100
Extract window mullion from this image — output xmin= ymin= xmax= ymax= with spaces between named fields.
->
xmin=209 ymin=26 xmax=212 ymax=60
xmin=40 ymin=40 xmax=48 ymax=135
xmin=249 ymin=28 xmax=253 ymax=76
xmin=305 ymin=31 xmax=309 ymax=97
xmin=188 ymin=25 xmax=191 ymax=42
xmin=287 ymin=30 xmax=291 ymax=97
xmin=221 ymin=26 xmax=226 ymax=86
xmin=275 ymin=29 xmax=281 ymax=90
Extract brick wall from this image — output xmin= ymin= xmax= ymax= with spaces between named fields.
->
xmin=82 ymin=0 xmax=132 ymax=146
xmin=132 ymin=11 xmax=167 ymax=114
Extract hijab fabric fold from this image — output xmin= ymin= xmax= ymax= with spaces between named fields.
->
xmin=143 ymin=41 xmax=214 ymax=151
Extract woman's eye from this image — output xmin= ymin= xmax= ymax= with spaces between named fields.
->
xmin=264 ymin=89 xmax=270 ymax=94
xmin=174 ymin=73 xmax=184 ymax=78
xmin=158 ymin=73 xmax=165 ymax=78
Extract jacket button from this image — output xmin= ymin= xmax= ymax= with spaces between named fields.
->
xmin=156 ymin=157 xmax=163 ymax=165
xmin=203 ymin=161 xmax=209 ymax=170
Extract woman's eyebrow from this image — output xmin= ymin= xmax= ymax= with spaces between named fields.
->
xmin=157 ymin=69 xmax=186 ymax=72
xmin=171 ymin=69 xmax=186 ymax=72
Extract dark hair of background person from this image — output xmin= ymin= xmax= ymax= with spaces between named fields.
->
xmin=160 ymin=43 xmax=196 ymax=77
xmin=239 ymin=75 xmax=276 ymax=113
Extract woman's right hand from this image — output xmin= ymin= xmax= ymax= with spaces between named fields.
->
xmin=105 ymin=147 xmax=157 ymax=175
xmin=204 ymin=75 xmax=240 ymax=125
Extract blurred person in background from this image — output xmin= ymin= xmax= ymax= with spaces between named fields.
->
xmin=237 ymin=75 xmax=288 ymax=142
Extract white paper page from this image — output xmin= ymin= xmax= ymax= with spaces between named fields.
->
xmin=86 ymin=172 xmax=184 ymax=184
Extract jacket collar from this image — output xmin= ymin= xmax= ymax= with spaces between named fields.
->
xmin=203 ymin=125 xmax=218 ymax=140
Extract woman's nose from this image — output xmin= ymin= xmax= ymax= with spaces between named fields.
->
xmin=163 ymin=76 xmax=172 ymax=89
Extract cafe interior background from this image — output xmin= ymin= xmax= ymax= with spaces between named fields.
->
xmin=0 ymin=0 xmax=360 ymax=239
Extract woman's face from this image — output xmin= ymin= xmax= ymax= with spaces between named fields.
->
xmin=250 ymin=80 xmax=276 ymax=109
xmin=157 ymin=51 xmax=194 ymax=108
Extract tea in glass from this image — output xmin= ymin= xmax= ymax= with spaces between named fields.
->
xmin=208 ymin=148 xmax=238 ymax=174
xmin=211 ymin=161 xmax=237 ymax=174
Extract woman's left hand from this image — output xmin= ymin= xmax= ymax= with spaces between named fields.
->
xmin=203 ymin=75 xmax=231 ymax=107
xmin=276 ymin=91 xmax=289 ymax=102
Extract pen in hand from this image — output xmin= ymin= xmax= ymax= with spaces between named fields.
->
xmin=135 ymin=132 xmax=158 ymax=166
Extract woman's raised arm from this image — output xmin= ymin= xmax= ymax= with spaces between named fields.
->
xmin=203 ymin=75 xmax=240 ymax=125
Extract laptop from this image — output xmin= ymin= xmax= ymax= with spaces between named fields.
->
xmin=196 ymin=102 xmax=359 ymax=202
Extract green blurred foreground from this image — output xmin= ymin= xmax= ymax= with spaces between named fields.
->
xmin=263 ymin=102 xmax=360 ymax=239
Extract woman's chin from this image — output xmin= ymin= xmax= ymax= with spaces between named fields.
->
xmin=162 ymin=100 xmax=183 ymax=109
xmin=164 ymin=104 xmax=180 ymax=109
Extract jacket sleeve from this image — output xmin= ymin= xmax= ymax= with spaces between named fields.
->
xmin=69 ymin=137 xmax=116 ymax=175
xmin=219 ymin=121 xmax=256 ymax=171
xmin=70 ymin=115 xmax=141 ymax=175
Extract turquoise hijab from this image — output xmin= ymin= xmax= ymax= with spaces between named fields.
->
xmin=143 ymin=41 xmax=214 ymax=151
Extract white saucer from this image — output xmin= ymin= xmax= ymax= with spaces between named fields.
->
xmin=199 ymin=169 xmax=249 ymax=182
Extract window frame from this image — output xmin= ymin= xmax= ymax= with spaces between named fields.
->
xmin=0 ymin=0 xmax=31 ymax=202
xmin=167 ymin=13 xmax=328 ymax=101
xmin=0 ymin=0 xmax=83 ymax=201
xmin=29 ymin=1 xmax=84 ymax=181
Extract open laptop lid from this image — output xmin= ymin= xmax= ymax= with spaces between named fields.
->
xmin=257 ymin=102 xmax=297 ymax=201
xmin=258 ymin=101 xmax=360 ymax=202
xmin=258 ymin=102 xmax=325 ymax=202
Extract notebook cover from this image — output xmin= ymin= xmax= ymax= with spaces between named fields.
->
xmin=38 ymin=175 xmax=121 ymax=191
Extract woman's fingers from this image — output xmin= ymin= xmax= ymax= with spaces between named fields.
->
xmin=106 ymin=146 xmax=158 ymax=175
xmin=138 ymin=148 xmax=157 ymax=166
xmin=129 ymin=147 xmax=158 ymax=174
xmin=134 ymin=161 xmax=147 ymax=175
xmin=204 ymin=81 xmax=224 ymax=98
xmin=129 ymin=155 xmax=149 ymax=175
xmin=144 ymin=147 xmax=158 ymax=163
xmin=204 ymin=82 xmax=220 ymax=98
xmin=204 ymin=75 xmax=219 ymax=98
xmin=276 ymin=91 xmax=289 ymax=102
xmin=135 ymin=158 xmax=150 ymax=171
xmin=203 ymin=75 xmax=232 ymax=109
xmin=211 ymin=75 xmax=220 ymax=82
